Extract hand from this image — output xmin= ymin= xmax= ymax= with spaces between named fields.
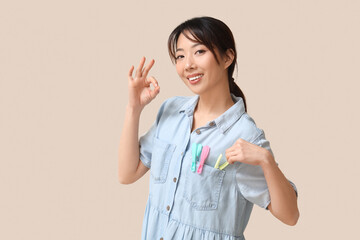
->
xmin=127 ymin=57 xmax=160 ymax=111
xmin=225 ymin=138 xmax=272 ymax=166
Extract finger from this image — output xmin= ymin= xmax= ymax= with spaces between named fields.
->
xmin=236 ymin=138 xmax=245 ymax=144
xmin=227 ymin=155 xmax=236 ymax=164
xmin=227 ymin=157 xmax=234 ymax=165
xmin=226 ymin=149 xmax=242 ymax=161
xmin=142 ymin=59 xmax=155 ymax=78
xmin=225 ymin=149 xmax=235 ymax=160
xmin=147 ymin=76 xmax=159 ymax=88
xmin=225 ymin=146 xmax=237 ymax=155
xmin=228 ymin=153 xmax=242 ymax=164
xmin=135 ymin=57 xmax=146 ymax=78
xmin=225 ymin=150 xmax=232 ymax=160
xmin=128 ymin=65 xmax=134 ymax=79
xmin=149 ymin=85 xmax=160 ymax=99
xmin=146 ymin=76 xmax=160 ymax=99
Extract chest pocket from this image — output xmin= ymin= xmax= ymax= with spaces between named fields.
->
xmin=183 ymin=161 xmax=226 ymax=210
xmin=150 ymin=137 xmax=176 ymax=183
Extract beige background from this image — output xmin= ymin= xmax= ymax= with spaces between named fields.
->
xmin=1 ymin=0 xmax=359 ymax=239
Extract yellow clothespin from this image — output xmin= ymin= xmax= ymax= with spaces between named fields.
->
xmin=214 ymin=154 xmax=222 ymax=169
xmin=219 ymin=161 xmax=229 ymax=170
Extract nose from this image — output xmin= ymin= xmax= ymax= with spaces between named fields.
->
xmin=184 ymin=56 xmax=195 ymax=71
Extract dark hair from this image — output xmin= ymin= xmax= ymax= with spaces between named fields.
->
xmin=168 ymin=16 xmax=247 ymax=112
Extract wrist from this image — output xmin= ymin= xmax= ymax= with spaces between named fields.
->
xmin=260 ymin=149 xmax=276 ymax=168
xmin=126 ymin=104 xmax=143 ymax=115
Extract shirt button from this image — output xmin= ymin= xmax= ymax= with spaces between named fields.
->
xmin=181 ymin=152 xmax=184 ymax=156
xmin=173 ymin=177 xmax=177 ymax=182
xmin=166 ymin=205 xmax=170 ymax=211
xmin=160 ymin=238 xmax=164 ymax=240
xmin=196 ymin=129 xmax=201 ymax=134
xmin=209 ymin=121 xmax=215 ymax=126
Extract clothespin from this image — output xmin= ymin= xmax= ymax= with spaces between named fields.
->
xmin=219 ymin=161 xmax=229 ymax=170
xmin=214 ymin=153 xmax=229 ymax=170
xmin=214 ymin=154 xmax=222 ymax=169
xmin=196 ymin=144 xmax=202 ymax=162
xmin=197 ymin=145 xmax=210 ymax=174
xmin=191 ymin=143 xmax=197 ymax=172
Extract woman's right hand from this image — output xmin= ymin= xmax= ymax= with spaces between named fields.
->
xmin=127 ymin=57 xmax=160 ymax=111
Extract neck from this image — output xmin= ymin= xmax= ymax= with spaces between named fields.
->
xmin=196 ymin=86 xmax=235 ymax=116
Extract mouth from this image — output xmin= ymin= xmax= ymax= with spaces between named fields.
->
xmin=187 ymin=74 xmax=204 ymax=84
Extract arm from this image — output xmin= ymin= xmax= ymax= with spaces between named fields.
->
xmin=226 ymin=138 xmax=299 ymax=225
xmin=260 ymin=151 xmax=299 ymax=226
xmin=118 ymin=106 xmax=149 ymax=184
xmin=118 ymin=57 xmax=160 ymax=184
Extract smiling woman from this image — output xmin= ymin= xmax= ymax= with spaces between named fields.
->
xmin=174 ymin=33 xmax=230 ymax=97
xmin=118 ymin=16 xmax=299 ymax=240
xmin=168 ymin=17 xmax=247 ymax=111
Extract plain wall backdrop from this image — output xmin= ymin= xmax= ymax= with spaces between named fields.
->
xmin=1 ymin=0 xmax=359 ymax=239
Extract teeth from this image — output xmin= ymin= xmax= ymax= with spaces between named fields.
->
xmin=189 ymin=75 xmax=203 ymax=81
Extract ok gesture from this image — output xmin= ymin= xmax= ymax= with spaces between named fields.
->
xmin=127 ymin=57 xmax=160 ymax=111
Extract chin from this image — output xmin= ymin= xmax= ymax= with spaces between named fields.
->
xmin=182 ymin=79 xmax=207 ymax=95
xmin=187 ymin=87 xmax=205 ymax=96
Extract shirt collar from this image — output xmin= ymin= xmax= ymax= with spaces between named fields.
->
xmin=179 ymin=93 xmax=246 ymax=134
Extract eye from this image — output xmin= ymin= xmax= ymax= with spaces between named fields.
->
xmin=175 ymin=55 xmax=184 ymax=60
xmin=195 ymin=49 xmax=206 ymax=55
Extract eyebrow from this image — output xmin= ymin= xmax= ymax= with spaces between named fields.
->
xmin=176 ymin=43 xmax=203 ymax=52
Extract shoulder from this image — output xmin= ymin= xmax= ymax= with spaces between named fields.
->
xmin=158 ymin=96 xmax=193 ymax=114
xmin=155 ymin=96 xmax=193 ymax=122
xmin=232 ymin=112 xmax=273 ymax=154
xmin=162 ymin=95 xmax=191 ymax=107
xmin=235 ymin=112 xmax=266 ymax=143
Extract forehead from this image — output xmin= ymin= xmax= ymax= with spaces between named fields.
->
xmin=176 ymin=31 xmax=202 ymax=48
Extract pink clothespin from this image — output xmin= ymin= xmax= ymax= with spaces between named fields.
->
xmin=197 ymin=145 xmax=210 ymax=174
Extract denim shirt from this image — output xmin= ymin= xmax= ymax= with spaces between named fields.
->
xmin=139 ymin=94 xmax=297 ymax=240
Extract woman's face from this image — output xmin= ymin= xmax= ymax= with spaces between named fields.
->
xmin=175 ymin=32 xmax=229 ymax=96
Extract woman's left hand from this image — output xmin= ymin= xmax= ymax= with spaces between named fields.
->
xmin=225 ymin=138 xmax=272 ymax=166
xmin=226 ymin=138 xmax=299 ymax=225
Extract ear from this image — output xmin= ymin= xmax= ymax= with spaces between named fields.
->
xmin=223 ymin=49 xmax=235 ymax=69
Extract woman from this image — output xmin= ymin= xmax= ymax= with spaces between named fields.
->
xmin=119 ymin=16 xmax=299 ymax=240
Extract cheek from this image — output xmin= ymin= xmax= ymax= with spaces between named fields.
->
xmin=175 ymin=64 xmax=183 ymax=77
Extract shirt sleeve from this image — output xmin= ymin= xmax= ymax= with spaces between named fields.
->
xmin=235 ymin=131 xmax=298 ymax=209
xmin=138 ymin=99 xmax=168 ymax=168
xmin=139 ymin=122 xmax=156 ymax=168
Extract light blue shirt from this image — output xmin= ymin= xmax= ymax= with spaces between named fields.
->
xmin=139 ymin=94 xmax=297 ymax=240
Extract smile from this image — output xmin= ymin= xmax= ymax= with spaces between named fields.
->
xmin=188 ymin=74 xmax=204 ymax=81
